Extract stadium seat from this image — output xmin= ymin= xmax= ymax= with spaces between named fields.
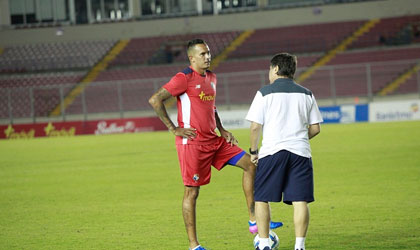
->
xmin=3 ymin=15 xmax=420 ymax=120
xmin=0 ymin=40 xmax=116 ymax=72
xmin=349 ymin=15 xmax=420 ymax=49
xmin=229 ymin=20 xmax=365 ymax=58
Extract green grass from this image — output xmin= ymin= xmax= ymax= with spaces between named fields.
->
xmin=1 ymin=121 xmax=420 ymax=250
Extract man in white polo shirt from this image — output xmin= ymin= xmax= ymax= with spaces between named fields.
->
xmin=246 ymin=53 xmax=323 ymax=250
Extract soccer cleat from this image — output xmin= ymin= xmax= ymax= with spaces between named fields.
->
xmin=249 ymin=223 xmax=258 ymax=234
xmin=255 ymin=247 xmax=271 ymax=250
xmin=249 ymin=220 xmax=284 ymax=234
xmin=189 ymin=245 xmax=207 ymax=250
xmin=270 ymin=221 xmax=283 ymax=229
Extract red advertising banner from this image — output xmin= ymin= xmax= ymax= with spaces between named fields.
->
xmin=0 ymin=117 xmax=167 ymax=139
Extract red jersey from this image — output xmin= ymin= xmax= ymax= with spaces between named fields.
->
xmin=163 ymin=66 xmax=218 ymax=145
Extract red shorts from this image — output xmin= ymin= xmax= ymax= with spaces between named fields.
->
xmin=176 ymin=137 xmax=245 ymax=186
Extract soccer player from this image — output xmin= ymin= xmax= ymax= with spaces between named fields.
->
xmin=246 ymin=53 xmax=323 ymax=250
xmin=148 ymin=39 xmax=282 ymax=250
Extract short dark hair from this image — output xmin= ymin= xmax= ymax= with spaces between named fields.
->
xmin=270 ymin=53 xmax=297 ymax=79
xmin=187 ymin=39 xmax=206 ymax=54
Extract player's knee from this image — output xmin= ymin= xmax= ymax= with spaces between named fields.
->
xmin=184 ymin=186 xmax=200 ymax=200
xmin=292 ymin=201 xmax=309 ymax=211
xmin=244 ymin=160 xmax=256 ymax=173
xmin=238 ymin=155 xmax=256 ymax=172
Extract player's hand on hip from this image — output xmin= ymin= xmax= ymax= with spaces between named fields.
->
xmin=250 ymin=154 xmax=258 ymax=166
xmin=220 ymin=129 xmax=238 ymax=146
xmin=174 ymin=127 xmax=196 ymax=140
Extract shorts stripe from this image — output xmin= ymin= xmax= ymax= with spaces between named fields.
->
xmin=227 ymin=150 xmax=245 ymax=166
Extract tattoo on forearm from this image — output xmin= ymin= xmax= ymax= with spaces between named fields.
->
xmin=156 ymin=105 xmax=176 ymax=132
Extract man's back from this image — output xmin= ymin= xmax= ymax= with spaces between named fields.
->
xmin=246 ymin=78 xmax=322 ymax=158
xmin=248 ymin=53 xmax=322 ymax=250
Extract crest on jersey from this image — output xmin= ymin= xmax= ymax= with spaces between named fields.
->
xmin=193 ymin=174 xmax=200 ymax=182
xmin=195 ymin=84 xmax=201 ymax=89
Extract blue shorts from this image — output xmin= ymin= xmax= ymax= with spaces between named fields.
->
xmin=254 ymin=150 xmax=314 ymax=205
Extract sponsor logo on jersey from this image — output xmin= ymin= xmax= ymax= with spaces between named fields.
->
xmin=199 ymin=91 xmax=215 ymax=101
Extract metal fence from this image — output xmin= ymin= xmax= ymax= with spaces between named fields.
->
xmin=1 ymin=59 xmax=419 ymax=124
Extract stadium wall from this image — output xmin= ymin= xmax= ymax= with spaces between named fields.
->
xmin=369 ymin=99 xmax=420 ymax=122
xmin=1 ymin=99 xmax=419 ymax=139
xmin=204 ymin=100 xmax=420 ymax=128
xmin=1 ymin=0 xmax=420 ymax=46
xmin=214 ymin=105 xmax=370 ymax=128
xmin=0 ymin=117 xmax=167 ymax=139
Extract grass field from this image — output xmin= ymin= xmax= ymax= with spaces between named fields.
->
xmin=1 ymin=121 xmax=420 ymax=250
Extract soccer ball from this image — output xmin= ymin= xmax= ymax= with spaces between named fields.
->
xmin=253 ymin=230 xmax=279 ymax=249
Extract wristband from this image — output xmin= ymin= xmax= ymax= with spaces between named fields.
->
xmin=249 ymin=148 xmax=258 ymax=155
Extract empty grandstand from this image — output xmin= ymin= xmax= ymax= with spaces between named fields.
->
xmin=0 ymin=0 xmax=419 ymax=124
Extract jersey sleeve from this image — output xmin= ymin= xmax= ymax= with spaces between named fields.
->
xmin=246 ymin=91 xmax=264 ymax=125
xmin=163 ymin=73 xmax=188 ymax=97
xmin=309 ymin=94 xmax=324 ymax=125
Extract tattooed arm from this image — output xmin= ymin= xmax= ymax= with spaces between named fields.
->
xmin=149 ymin=87 xmax=196 ymax=139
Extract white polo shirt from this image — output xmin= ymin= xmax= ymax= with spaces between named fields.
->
xmin=246 ymin=78 xmax=323 ymax=159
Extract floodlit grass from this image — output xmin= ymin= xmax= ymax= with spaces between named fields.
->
xmin=1 ymin=121 xmax=419 ymax=249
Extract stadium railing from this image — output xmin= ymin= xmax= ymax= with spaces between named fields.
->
xmin=1 ymin=59 xmax=419 ymax=125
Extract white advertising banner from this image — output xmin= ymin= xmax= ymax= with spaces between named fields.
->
xmin=369 ymin=99 xmax=420 ymax=122
xmin=340 ymin=105 xmax=356 ymax=123
xmin=218 ymin=110 xmax=250 ymax=129
xmin=170 ymin=110 xmax=250 ymax=129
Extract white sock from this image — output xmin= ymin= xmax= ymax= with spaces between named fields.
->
xmin=191 ymin=245 xmax=201 ymax=250
xmin=249 ymin=220 xmax=256 ymax=224
xmin=295 ymin=237 xmax=305 ymax=250
xmin=259 ymin=238 xmax=270 ymax=248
